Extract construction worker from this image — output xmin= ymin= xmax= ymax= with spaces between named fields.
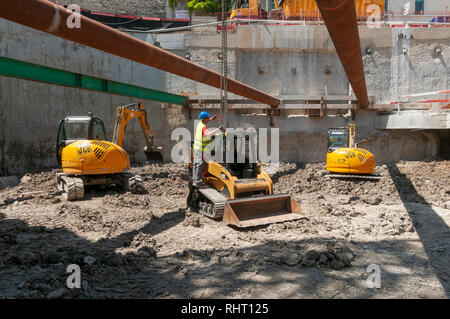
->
xmin=192 ymin=111 xmax=223 ymax=186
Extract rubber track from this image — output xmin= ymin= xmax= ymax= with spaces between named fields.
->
xmin=57 ymin=174 xmax=84 ymax=200
xmin=325 ymin=173 xmax=381 ymax=181
xmin=198 ymin=187 xmax=227 ymax=219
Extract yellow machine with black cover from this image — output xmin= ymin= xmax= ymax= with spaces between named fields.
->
xmin=187 ymin=134 xmax=302 ymax=228
xmin=56 ymin=102 xmax=162 ymax=200
xmin=326 ymin=123 xmax=378 ymax=179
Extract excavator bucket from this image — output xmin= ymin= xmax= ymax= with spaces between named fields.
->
xmin=144 ymin=147 xmax=163 ymax=163
xmin=223 ymin=194 xmax=302 ymax=228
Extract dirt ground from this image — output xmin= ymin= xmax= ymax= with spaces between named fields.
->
xmin=0 ymin=161 xmax=449 ymax=299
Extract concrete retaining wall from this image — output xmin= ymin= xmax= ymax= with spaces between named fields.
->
xmin=0 ymin=19 xmax=448 ymax=175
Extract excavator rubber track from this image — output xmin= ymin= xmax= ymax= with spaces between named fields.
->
xmin=325 ymin=172 xmax=381 ymax=181
xmin=57 ymin=172 xmax=145 ymax=201
xmin=57 ymin=173 xmax=84 ymax=200
xmin=122 ymin=173 xmax=145 ymax=194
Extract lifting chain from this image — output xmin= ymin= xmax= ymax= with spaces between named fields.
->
xmin=220 ymin=0 xmax=229 ymax=129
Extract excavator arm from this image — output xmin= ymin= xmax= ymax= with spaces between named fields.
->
xmin=112 ymin=102 xmax=163 ymax=162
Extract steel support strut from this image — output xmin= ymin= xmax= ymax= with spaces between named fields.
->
xmin=0 ymin=0 xmax=280 ymax=107
xmin=315 ymin=0 xmax=370 ymax=107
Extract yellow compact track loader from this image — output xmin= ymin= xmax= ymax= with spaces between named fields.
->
xmin=187 ymin=134 xmax=302 ymax=228
xmin=326 ymin=123 xmax=379 ymax=180
xmin=56 ymin=102 xmax=162 ymax=200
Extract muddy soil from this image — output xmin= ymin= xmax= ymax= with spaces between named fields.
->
xmin=0 ymin=161 xmax=449 ymax=299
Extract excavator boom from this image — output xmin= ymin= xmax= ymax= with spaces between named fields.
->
xmin=112 ymin=102 xmax=163 ymax=162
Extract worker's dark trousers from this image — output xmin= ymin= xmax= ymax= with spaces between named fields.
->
xmin=192 ymin=150 xmax=205 ymax=186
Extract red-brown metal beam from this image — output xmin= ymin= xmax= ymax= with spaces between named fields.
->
xmin=315 ymin=0 xmax=369 ymax=107
xmin=0 ymin=0 xmax=280 ymax=107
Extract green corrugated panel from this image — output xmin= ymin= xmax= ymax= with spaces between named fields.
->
xmin=0 ymin=56 xmax=187 ymax=106
xmin=0 ymin=55 xmax=78 ymax=87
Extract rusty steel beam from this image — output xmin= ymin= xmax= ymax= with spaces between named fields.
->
xmin=0 ymin=0 xmax=279 ymax=107
xmin=315 ymin=0 xmax=369 ymax=107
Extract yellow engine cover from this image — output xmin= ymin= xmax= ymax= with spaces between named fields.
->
xmin=326 ymin=147 xmax=375 ymax=174
xmin=61 ymin=140 xmax=130 ymax=175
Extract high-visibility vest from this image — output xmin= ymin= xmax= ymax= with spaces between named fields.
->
xmin=193 ymin=121 xmax=211 ymax=152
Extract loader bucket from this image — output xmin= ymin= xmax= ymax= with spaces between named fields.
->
xmin=223 ymin=194 xmax=302 ymax=228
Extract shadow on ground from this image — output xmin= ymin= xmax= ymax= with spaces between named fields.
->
xmin=387 ymin=163 xmax=449 ymax=297
xmin=0 ymin=203 xmax=446 ymax=298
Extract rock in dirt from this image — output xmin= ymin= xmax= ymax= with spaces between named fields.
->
xmin=335 ymin=252 xmax=353 ymax=266
xmin=18 ymin=281 xmax=30 ymax=290
xmin=329 ymin=259 xmax=346 ymax=270
xmin=51 ymin=197 xmax=61 ymax=204
xmin=363 ymin=196 xmax=383 ymax=205
xmin=282 ymin=254 xmax=302 ymax=266
xmin=46 ymin=288 xmax=67 ymax=299
xmin=82 ymin=280 xmax=89 ymax=291
xmin=298 ymin=244 xmax=354 ymax=270
xmin=34 ymin=283 xmax=51 ymax=293
xmin=20 ymin=175 xmax=32 ymax=184
xmin=83 ymin=256 xmax=96 ymax=265
xmin=183 ymin=212 xmax=202 ymax=227
xmin=65 ymin=288 xmax=81 ymax=298
xmin=0 ymin=233 xmax=17 ymax=245
xmin=443 ymin=201 xmax=450 ymax=210
xmin=108 ymin=254 xmax=127 ymax=266
xmin=130 ymin=232 xmax=156 ymax=249
xmin=30 ymin=290 xmax=43 ymax=299
xmin=318 ymin=254 xmax=329 ymax=265
xmin=300 ymin=250 xmax=319 ymax=267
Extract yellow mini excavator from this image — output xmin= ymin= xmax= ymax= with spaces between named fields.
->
xmin=56 ymin=102 xmax=162 ymax=200
xmin=326 ymin=123 xmax=379 ymax=179
xmin=187 ymin=133 xmax=302 ymax=228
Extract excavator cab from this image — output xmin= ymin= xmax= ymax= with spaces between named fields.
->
xmin=56 ymin=115 xmax=107 ymax=166
xmin=327 ymin=127 xmax=349 ymax=153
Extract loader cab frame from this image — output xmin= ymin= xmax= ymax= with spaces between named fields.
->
xmin=56 ymin=115 xmax=107 ymax=165
xmin=226 ymin=135 xmax=258 ymax=179
xmin=327 ymin=128 xmax=349 ymax=153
